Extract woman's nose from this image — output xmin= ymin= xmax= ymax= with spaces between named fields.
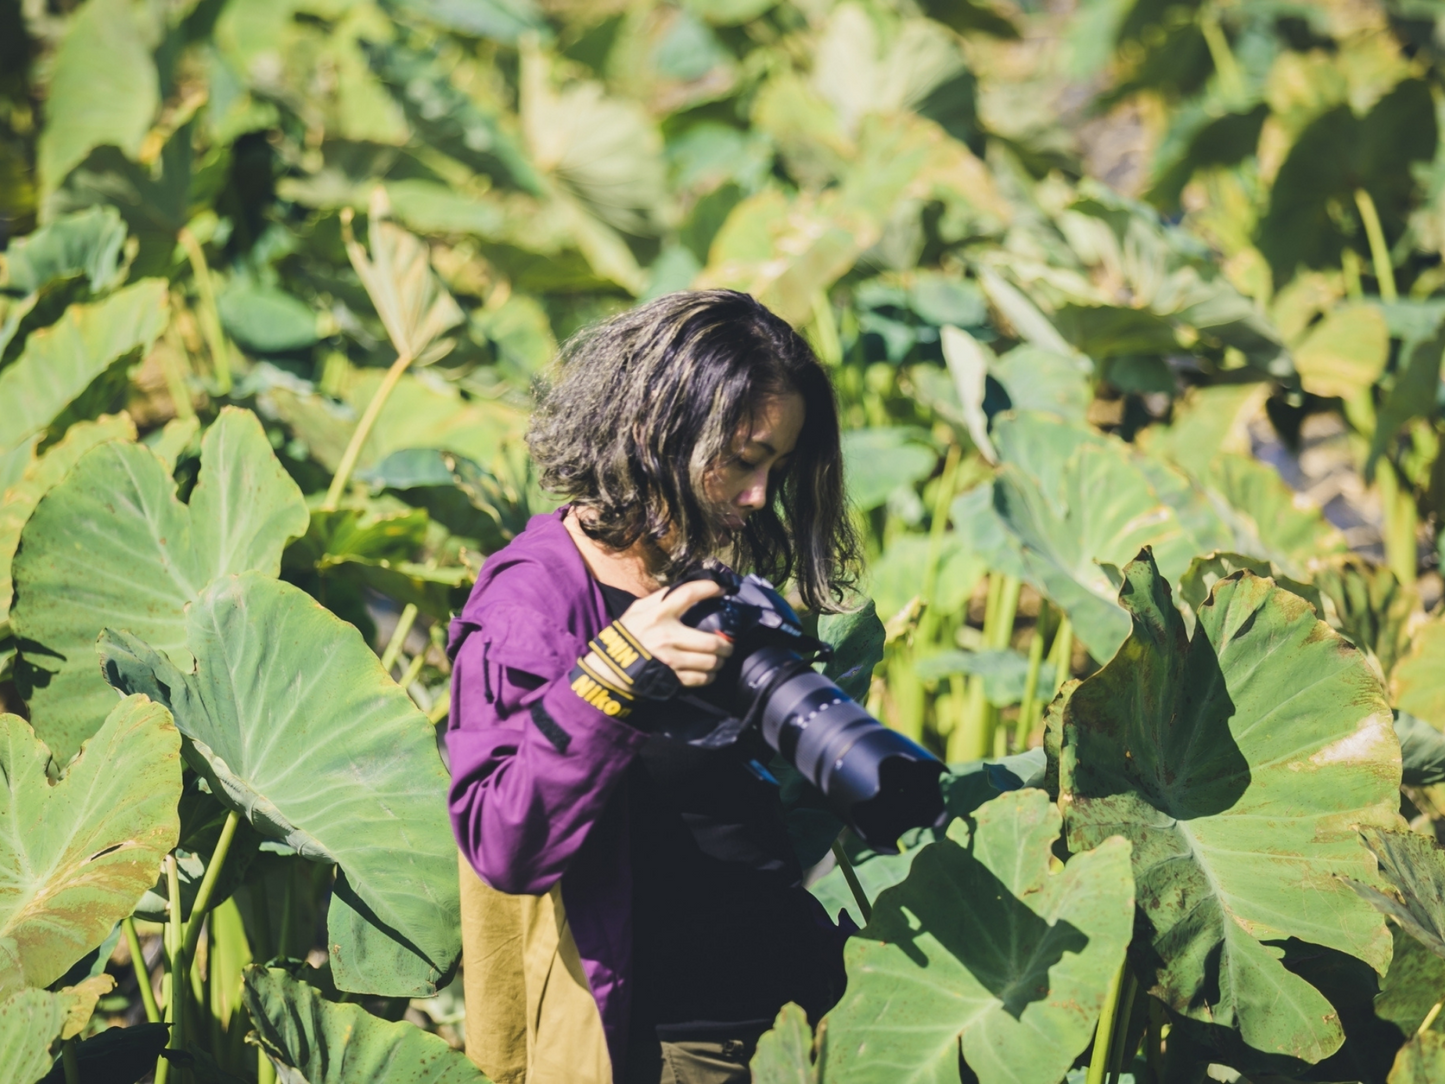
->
xmin=738 ymin=470 xmax=769 ymax=510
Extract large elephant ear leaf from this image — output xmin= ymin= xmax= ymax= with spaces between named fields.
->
xmin=1389 ymin=1031 xmax=1445 ymax=1084
xmin=243 ymin=966 xmax=487 ymax=1083
xmin=819 ymin=599 xmax=884 ymax=703
xmin=1060 ymin=549 xmax=1401 ymax=1063
xmin=99 ymin=572 xmax=459 ymax=997
xmin=11 ymin=406 xmax=308 ymax=762
xmin=0 ymin=978 xmax=114 ymax=1084
xmin=824 ymin=789 xmax=1135 ymax=1084
xmin=750 ymin=1003 xmax=819 ymax=1084
xmin=1347 ymin=828 xmax=1445 ymax=959
xmin=0 ymin=279 xmax=167 ymax=460
xmin=0 ymin=696 xmax=181 ymax=993
xmin=1393 ymin=616 xmax=1445 ymax=731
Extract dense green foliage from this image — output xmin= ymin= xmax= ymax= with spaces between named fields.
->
xmin=5 ymin=0 xmax=1445 ymax=1081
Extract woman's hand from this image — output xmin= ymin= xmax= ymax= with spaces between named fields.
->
xmin=614 ymin=580 xmax=733 ymax=687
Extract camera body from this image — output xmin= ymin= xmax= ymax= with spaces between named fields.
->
xmin=671 ymin=566 xmax=945 ymax=853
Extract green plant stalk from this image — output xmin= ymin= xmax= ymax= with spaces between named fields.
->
xmin=1198 ymin=4 xmax=1245 ymax=104
xmin=949 ymin=676 xmax=991 ymax=762
xmin=1106 ymin=967 xmax=1140 ymax=1081
xmin=810 ymin=290 xmax=842 ymax=367
xmin=1342 ymin=247 xmax=1366 ymax=301
xmin=1379 ymin=460 xmax=1418 ymax=586
xmin=1049 ymin=617 xmax=1074 ymax=697
xmin=177 ymin=227 xmax=233 ymax=394
xmin=890 ymin=643 xmax=926 ymax=742
xmin=322 ymin=348 xmax=415 ymax=511
xmin=182 ymin=812 xmax=240 ymax=967
xmin=831 ymin=838 xmax=872 ymax=925
xmin=62 ymin=1038 xmax=79 ymax=1084
xmin=380 ymin=604 xmax=418 ymax=674
xmin=161 ymin=324 xmax=196 ymax=421
xmin=916 ymin=446 xmax=962 ymax=650
xmin=1087 ymin=956 xmax=1128 ymax=1084
xmin=258 ymin=1047 xmax=276 ymax=1084
xmin=1146 ymin=997 xmax=1166 ymax=1083
xmin=124 ymin=915 xmax=161 ymax=1024
xmin=1014 ymin=612 xmax=1047 ymax=749
xmin=156 ymin=853 xmax=183 ymax=1084
xmin=988 ymin=575 xmax=1021 ymax=650
xmin=1420 ymin=999 xmax=1444 ymax=1035
xmin=398 ymin=649 xmax=428 ymax=692
xmin=427 ymin=688 xmax=452 ymax=725
xmin=1354 ymin=187 xmax=1398 ymax=303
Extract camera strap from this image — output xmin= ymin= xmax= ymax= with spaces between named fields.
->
xmin=568 ymin=620 xmax=681 ymax=721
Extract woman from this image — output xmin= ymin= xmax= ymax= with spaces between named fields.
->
xmin=445 ymin=290 xmax=861 ymax=1084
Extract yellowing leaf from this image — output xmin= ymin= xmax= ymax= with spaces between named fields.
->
xmin=1292 ymin=303 xmax=1390 ymax=399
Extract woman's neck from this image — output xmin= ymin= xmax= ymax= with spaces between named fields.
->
xmin=563 ymin=508 xmax=662 ymax=597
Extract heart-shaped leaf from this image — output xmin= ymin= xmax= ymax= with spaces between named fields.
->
xmin=11 ymin=407 xmax=308 ymax=762
xmin=243 ymin=965 xmax=486 ymax=1082
xmin=1060 ymin=550 xmax=1400 ymax=1062
xmin=0 ymin=413 xmax=135 ymax=625
xmin=1389 ymin=1031 xmax=1445 ymax=1084
xmin=750 ymin=1003 xmax=818 ymax=1084
xmin=0 ymin=279 xmax=167 ymax=459
xmin=0 ymin=696 xmax=181 ymax=992
xmin=0 ymin=979 xmax=114 ymax=1084
xmin=824 ymin=789 xmax=1134 ymax=1084
xmin=99 ymin=572 xmax=459 ymax=996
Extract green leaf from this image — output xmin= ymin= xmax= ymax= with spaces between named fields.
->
xmin=1315 ymin=556 xmax=1417 ymax=676
xmin=1 ymin=206 xmax=128 ymax=295
xmin=824 ymin=789 xmax=1135 ymax=1084
xmin=1396 ymin=710 xmax=1445 ymax=787
xmin=0 ymin=413 xmax=136 ymax=624
xmin=390 ymin=0 xmax=547 ymax=45
xmin=1377 ymin=924 xmax=1445 ymax=1037
xmin=1390 ymin=1031 xmax=1445 ymax=1084
xmin=1060 ymin=551 xmax=1400 ymax=1062
xmin=1292 ymin=303 xmax=1390 ymax=400
xmin=0 ymin=279 xmax=167 ymax=457
xmin=36 ymin=0 xmax=159 ymax=198
xmin=0 ymin=981 xmax=112 ymax=1084
xmin=750 ymin=1003 xmax=818 ymax=1084
xmin=1177 ymin=551 xmax=1323 ymax=629
xmin=0 ymin=696 xmax=181 ymax=992
xmin=99 ymin=572 xmax=460 ymax=996
xmin=244 ymin=965 xmax=488 ymax=1082
xmin=867 ymin=533 xmax=987 ymax=622
xmin=819 ymin=600 xmax=884 ymax=704
xmin=1197 ymin=454 xmax=1347 ymax=575
xmin=841 ymin=428 xmax=936 ymax=511
xmin=218 ymin=281 xmax=321 ymax=354
xmin=1348 ymin=829 xmax=1445 ymax=960
xmin=956 ymin=413 xmax=1207 ymax=660
xmin=11 ymin=407 xmax=308 ymax=763
xmin=1394 ymin=617 xmax=1445 ymax=731
xmin=915 ymin=647 xmax=1032 ymax=706
xmin=347 ymin=199 xmax=465 ymax=363
xmin=992 ymin=345 xmax=1092 ymax=424
xmin=808 ymin=750 xmax=1045 ymax=928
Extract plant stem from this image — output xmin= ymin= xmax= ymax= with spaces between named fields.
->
xmin=1015 ymin=603 xmax=1048 ymax=750
xmin=1087 ymin=956 xmax=1128 ymax=1084
xmin=177 ymin=227 xmax=232 ymax=394
xmin=322 ymin=349 xmax=414 ymax=511
xmin=62 ymin=1038 xmax=79 ymax=1084
xmin=1379 ymin=460 xmax=1418 ymax=587
xmin=1198 ymin=4 xmax=1245 ymax=105
xmin=1107 ymin=968 xmax=1140 ymax=1081
xmin=258 ymin=1047 xmax=277 ymax=1084
xmin=1049 ymin=617 xmax=1074 ymax=698
xmin=124 ymin=915 xmax=161 ymax=1024
xmin=427 ymin=689 xmax=452 ymax=725
xmin=831 ymin=838 xmax=872 ymax=925
xmin=1354 ymin=187 xmax=1398 ymax=303
xmin=161 ymin=323 xmax=196 ymax=421
xmin=183 ymin=811 xmax=240 ymax=966
xmin=398 ymin=649 xmax=428 ymax=692
xmin=380 ymin=604 xmax=418 ymax=674
xmin=810 ymin=290 xmax=842 ymax=367
xmin=1420 ymin=999 xmax=1444 ymax=1035
xmin=156 ymin=854 xmax=183 ymax=1084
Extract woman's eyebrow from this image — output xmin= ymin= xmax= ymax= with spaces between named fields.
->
xmin=748 ymin=438 xmax=778 ymax=455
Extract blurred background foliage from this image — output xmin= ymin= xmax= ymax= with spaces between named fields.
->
xmin=8 ymin=0 xmax=1445 ymax=1074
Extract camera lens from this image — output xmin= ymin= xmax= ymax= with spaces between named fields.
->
xmin=739 ymin=648 xmax=944 ymax=853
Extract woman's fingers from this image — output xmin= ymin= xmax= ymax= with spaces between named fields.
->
xmin=649 ymin=579 xmax=723 ymax=621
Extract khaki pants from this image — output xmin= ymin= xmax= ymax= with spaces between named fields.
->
xmin=621 ymin=1036 xmax=757 ymax=1084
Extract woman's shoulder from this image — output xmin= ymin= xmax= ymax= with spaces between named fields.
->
xmin=448 ymin=511 xmax=599 ymax=664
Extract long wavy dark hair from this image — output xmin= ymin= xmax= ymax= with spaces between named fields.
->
xmin=527 ymin=289 xmax=861 ymax=611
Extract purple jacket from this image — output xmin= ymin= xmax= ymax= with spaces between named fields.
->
xmin=446 ymin=510 xmax=647 ymax=1072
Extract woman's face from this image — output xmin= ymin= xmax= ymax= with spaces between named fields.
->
xmin=704 ymin=391 xmax=805 ymax=532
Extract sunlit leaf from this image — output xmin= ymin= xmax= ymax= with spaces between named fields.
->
xmin=244 ymin=965 xmax=486 ymax=1082
xmin=100 ymin=573 xmax=461 ymax=995
xmin=1 ymin=206 xmax=127 ymax=295
xmin=0 ymin=696 xmax=181 ymax=992
xmin=36 ymin=0 xmax=159 ymax=198
xmin=11 ymin=408 xmax=308 ymax=762
xmin=825 ymin=789 xmax=1134 ymax=1084
xmin=1291 ymin=303 xmax=1390 ymax=400
xmin=0 ymin=279 xmax=166 ymax=457
xmin=1061 ymin=551 xmax=1400 ymax=1061
xmin=1393 ymin=616 xmax=1445 ymax=731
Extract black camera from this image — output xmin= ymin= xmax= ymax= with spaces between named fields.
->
xmin=667 ymin=566 xmax=945 ymax=853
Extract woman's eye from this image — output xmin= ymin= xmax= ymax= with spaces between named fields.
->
xmin=736 ymin=457 xmax=760 ymax=471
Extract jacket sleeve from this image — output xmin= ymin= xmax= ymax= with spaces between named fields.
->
xmin=446 ymin=601 xmax=647 ymax=895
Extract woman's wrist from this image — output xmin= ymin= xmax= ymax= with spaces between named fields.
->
xmin=568 ymin=620 xmax=681 ymax=722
